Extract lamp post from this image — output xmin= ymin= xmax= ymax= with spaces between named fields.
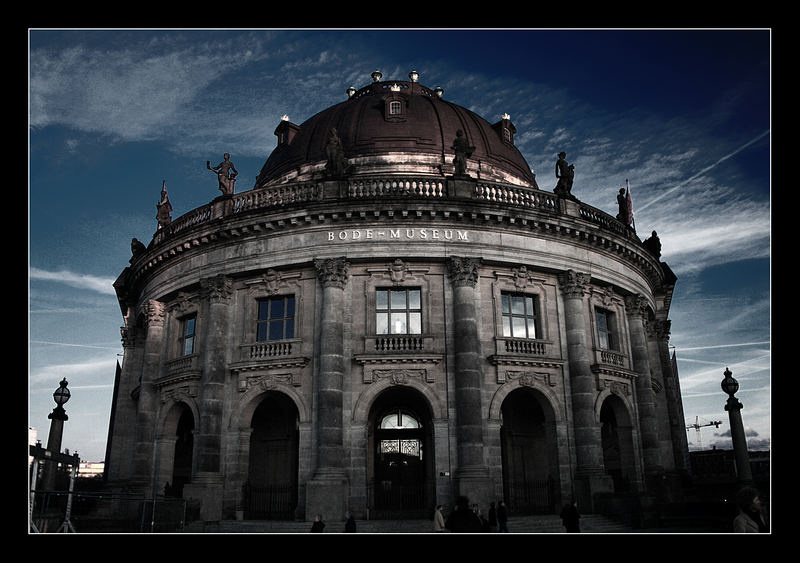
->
xmin=41 ymin=378 xmax=71 ymax=491
xmin=721 ymin=367 xmax=753 ymax=485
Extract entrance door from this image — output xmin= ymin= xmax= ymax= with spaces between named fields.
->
xmin=369 ymin=388 xmax=433 ymax=518
xmin=170 ymin=406 xmax=194 ymax=498
xmin=500 ymin=388 xmax=556 ymax=514
xmin=246 ymin=392 xmax=299 ymax=519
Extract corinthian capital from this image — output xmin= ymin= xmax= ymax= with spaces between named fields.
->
xmin=624 ymin=294 xmax=649 ymax=318
xmin=447 ymin=256 xmax=480 ymax=288
xmin=143 ymin=299 xmax=166 ymax=328
xmin=315 ymin=257 xmax=350 ymax=288
xmin=557 ymin=269 xmax=590 ymax=299
xmin=201 ymin=274 xmax=233 ymax=304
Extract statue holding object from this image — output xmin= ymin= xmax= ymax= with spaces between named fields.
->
xmin=207 ymin=153 xmax=238 ymax=195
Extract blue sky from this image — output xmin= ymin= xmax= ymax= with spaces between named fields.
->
xmin=29 ymin=29 xmax=770 ymax=463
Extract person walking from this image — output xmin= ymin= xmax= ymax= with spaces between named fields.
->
xmin=497 ymin=500 xmax=509 ymax=532
xmin=433 ymin=505 xmax=446 ymax=532
xmin=733 ymin=487 xmax=768 ymax=533
xmin=560 ymin=500 xmax=581 ymax=533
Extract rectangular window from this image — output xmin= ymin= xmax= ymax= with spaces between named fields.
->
xmin=376 ymin=288 xmax=421 ymax=335
xmin=389 ymin=100 xmax=402 ymax=115
xmin=180 ymin=315 xmax=197 ymax=356
xmin=500 ymin=292 xmax=539 ymax=339
xmin=257 ymin=295 xmax=295 ymax=342
xmin=595 ymin=308 xmax=617 ymax=350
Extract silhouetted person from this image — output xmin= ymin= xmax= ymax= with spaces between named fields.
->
xmin=497 ymin=500 xmax=509 ymax=532
xmin=445 ymin=496 xmax=482 ymax=533
xmin=310 ymin=514 xmax=325 ymax=533
xmin=344 ymin=511 xmax=356 ymax=532
xmin=560 ymin=499 xmax=581 ymax=532
xmin=733 ymin=487 xmax=768 ymax=532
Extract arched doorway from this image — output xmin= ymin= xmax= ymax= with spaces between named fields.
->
xmin=500 ymin=387 xmax=558 ymax=514
xmin=368 ymin=386 xmax=433 ymax=519
xmin=245 ymin=392 xmax=299 ymax=519
xmin=169 ymin=405 xmax=194 ymax=498
xmin=600 ymin=394 xmax=636 ymax=492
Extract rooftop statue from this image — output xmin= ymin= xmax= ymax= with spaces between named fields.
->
xmin=617 ymin=188 xmax=630 ymax=225
xmin=156 ymin=180 xmax=173 ymax=229
xmin=325 ymin=128 xmax=350 ymax=177
xmin=451 ymin=130 xmax=475 ymax=177
xmin=207 ymin=153 xmax=238 ymax=195
xmin=554 ymin=151 xmax=575 ymax=200
xmin=643 ymin=230 xmax=662 ymax=259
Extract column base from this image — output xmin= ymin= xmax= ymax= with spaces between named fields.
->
xmin=183 ymin=472 xmax=224 ymax=522
xmin=305 ymin=469 xmax=349 ymax=524
xmin=572 ymin=471 xmax=614 ymax=513
xmin=454 ymin=465 xmax=493 ymax=512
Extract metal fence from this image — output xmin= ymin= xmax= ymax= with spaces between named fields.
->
xmin=30 ymin=491 xmax=189 ymax=533
xmin=241 ymin=483 xmax=296 ymax=520
xmin=504 ymin=478 xmax=554 ymax=514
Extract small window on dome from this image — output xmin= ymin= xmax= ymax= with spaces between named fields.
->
xmin=389 ymin=100 xmax=402 ymax=115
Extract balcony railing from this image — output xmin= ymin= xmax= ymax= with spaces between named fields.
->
xmin=147 ymin=175 xmax=636 ymax=251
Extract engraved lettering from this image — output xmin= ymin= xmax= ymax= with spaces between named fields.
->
xmin=325 ymin=228 xmax=470 ymax=242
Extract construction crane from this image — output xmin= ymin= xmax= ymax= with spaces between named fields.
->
xmin=686 ymin=416 xmax=722 ymax=450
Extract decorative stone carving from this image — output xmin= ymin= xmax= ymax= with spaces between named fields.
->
xmin=389 ymin=259 xmax=408 ymax=284
xmin=315 ymin=257 xmax=350 ymax=288
xmin=238 ymin=372 xmax=296 ymax=393
xmin=500 ymin=370 xmax=556 ymax=387
xmin=372 ymin=368 xmax=429 ymax=386
xmin=447 ymin=256 xmax=480 ymax=288
xmin=511 ymin=265 xmax=533 ymax=290
xmin=557 ymin=269 xmax=590 ymax=299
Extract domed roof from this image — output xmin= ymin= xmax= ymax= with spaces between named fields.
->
xmin=254 ymin=71 xmax=539 ymax=189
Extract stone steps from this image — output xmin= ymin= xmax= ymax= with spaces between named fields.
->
xmin=185 ymin=513 xmax=631 ymax=534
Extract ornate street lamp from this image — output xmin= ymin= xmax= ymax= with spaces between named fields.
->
xmin=721 ymin=367 xmax=753 ymax=485
xmin=41 ymin=378 xmax=71 ymax=491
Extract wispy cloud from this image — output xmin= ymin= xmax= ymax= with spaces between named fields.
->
xmin=29 ymin=267 xmax=117 ymax=295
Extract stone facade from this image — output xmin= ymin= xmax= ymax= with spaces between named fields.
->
xmin=108 ymin=75 xmax=688 ymax=524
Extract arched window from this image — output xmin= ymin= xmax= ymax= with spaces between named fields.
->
xmin=380 ymin=409 xmax=421 ymax=430
xmin=378 ymin=409 xmax=422 ymax=458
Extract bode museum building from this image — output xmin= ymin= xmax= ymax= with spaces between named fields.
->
xmin=108 ymin=70 xmax=688 ymax=524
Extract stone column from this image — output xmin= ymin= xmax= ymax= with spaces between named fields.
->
xmin=183 ymin=275 xmax=232 ymax=521
xmin=447 ymin=257 xmax=491 ymax=508
xmin=306 ymin=257 xmax=350 ymax=522
xmin=654 ymin=320 xmax=691 ymax=475
xmin=557 ymin=270 xmax=612 ymax=510
xmin=131 ymin=300 xmax=166 ymax=496
xmin=625 ymin=295 xmax=664 ymax=488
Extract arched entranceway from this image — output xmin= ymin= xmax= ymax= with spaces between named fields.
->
xmin=500 ymin=387 xmax=559 ymax=514
xmin=368 ymin=386 xmax=434 ymax=519
xmin=244 ymin=392 xmax=299 ymax=519
xmin=600 ymin=394 xmax=636 ymax=492
xmin=169 ymin=405 xmax=194 ymax=498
